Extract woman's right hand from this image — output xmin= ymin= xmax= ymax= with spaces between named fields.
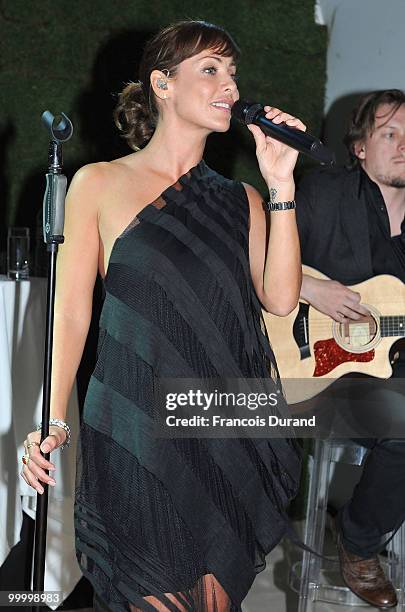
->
xmin=248 ymin=106 xmax=306 ymax=185
xmin=20 ymin=426 xmax=67 ymax=494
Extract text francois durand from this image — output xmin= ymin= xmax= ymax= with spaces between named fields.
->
xmin=165 ymin=391 xmax=316 ymax=428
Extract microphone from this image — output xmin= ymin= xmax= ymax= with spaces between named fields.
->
xmin=232 ymin=100 xmax=335 ymax=165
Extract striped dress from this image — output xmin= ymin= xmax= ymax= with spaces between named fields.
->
xmin=74 ymin=160 xmax=301 ymax=611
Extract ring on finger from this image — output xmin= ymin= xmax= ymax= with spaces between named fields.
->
xmin=22 ymin=454 xmax=30 ymax=466
xmin=26 ymin=441 xmax=40 ymax=449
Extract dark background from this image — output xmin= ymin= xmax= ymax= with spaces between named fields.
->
xmin=0 ymin=0 xmax=327 ymax=271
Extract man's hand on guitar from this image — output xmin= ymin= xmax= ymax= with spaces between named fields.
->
xmin=301 ymin=275 xmax=369 ymax=322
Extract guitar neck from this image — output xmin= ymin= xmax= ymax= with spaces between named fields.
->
xmin=381 ymin=315 xmax=405 ymax=337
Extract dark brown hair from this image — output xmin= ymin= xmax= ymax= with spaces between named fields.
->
xmin=344 ymin=89 xmax=405 ymax=166
xmin=114 ymin=20 xmax=240 ymax=150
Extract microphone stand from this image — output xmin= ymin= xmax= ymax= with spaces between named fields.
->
xmin=31 ymin=112 xmax=73 ymax=611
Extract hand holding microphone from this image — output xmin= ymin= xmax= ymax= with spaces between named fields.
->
xmin=232 ymin=100 xmax=335 ymax=170
xmin=234 ymin=103 xmax=307 ymax=187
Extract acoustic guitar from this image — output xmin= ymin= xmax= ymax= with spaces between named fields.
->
xmin=262 ymin=266 xmax=405 ymax=404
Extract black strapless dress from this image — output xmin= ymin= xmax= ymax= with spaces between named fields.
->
xmin=74 ymin=160 xmax=301 ymax=611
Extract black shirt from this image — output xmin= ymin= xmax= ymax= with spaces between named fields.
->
xmin=362 ymin=168 xmax=405 ymax=283
xmin=295 ymin=165 xmax=405 ymax=285
xmin=295 ymin=165 xmax=405 ymax=362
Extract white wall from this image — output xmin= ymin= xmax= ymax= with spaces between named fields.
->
xmin=316 ymin=0 xmax=405 ymax=163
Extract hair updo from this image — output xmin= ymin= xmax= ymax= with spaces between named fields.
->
xmin=113 ymin=20 xmax=240 ymax=150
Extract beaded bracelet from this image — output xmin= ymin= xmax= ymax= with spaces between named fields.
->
xmin=36 ymin=418 xmax=71 ymax=451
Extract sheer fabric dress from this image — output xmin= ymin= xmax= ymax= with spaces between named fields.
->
xmin=74 ymin=160 xmax=301 ymax=611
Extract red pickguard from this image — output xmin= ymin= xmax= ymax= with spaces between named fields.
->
xmin=313 ymin=338 xmax=375 ymax=377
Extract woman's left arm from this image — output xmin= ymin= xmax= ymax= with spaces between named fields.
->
xmin=244 ymin=106 xmax=306 ymax=315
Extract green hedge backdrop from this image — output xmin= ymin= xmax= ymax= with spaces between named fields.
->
xmin=0 ymin=0 xmax=326 ymax=268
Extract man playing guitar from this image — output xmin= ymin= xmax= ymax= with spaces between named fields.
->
xmin=295 ymin=89 xmax=405 ymax=609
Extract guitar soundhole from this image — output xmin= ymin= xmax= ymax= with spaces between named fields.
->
xmin=336 ymin=311 xmax=378 ymax=351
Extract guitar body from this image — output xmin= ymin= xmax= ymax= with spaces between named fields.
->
xmin=263 ymin=266 xmax=405 ymax=404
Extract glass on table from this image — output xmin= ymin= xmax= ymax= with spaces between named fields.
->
xmin=7 ymin=227 xmax=30 ymax=281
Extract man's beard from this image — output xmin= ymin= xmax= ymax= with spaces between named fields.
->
xmin=376 ymin=173 xmax=405 ymax=189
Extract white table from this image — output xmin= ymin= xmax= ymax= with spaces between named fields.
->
xmin=0 ymin=276 xmax=82 ymax=608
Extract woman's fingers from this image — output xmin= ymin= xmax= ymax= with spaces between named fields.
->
xmin=39 ymin=428 xmax=66 ymax=454
xmin=263 ymin=105 xmax=307 ymax=131
xmin=21 ymin=466 xmax=45 ymax=494
xmin=27 ymin=436 xmax=56 ymax=470
xmin=247 ymin=124 xmax=267 ymax=153
xmin=247 ymin=123 xmax=263 ymax=138
xmin=20 ymin=428 xmax=64 ymax=494
xmin=21 ymin=458 xmax=55 ymax=494
xmin=24 ymin=433 xmax=54 ymax=471
xmin=285 ymin=118 xmax=307 ymax=131
xmin=250 ymin=105 xmax=306 ymax=182
xmin=25 ymin=451 xmax=56 ymax=484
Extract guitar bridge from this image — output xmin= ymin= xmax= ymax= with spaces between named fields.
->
xmin=293 ymin=302 xmax=311 ymax=360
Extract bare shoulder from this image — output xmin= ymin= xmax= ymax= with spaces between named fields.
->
xmin=66 ymin=154 xmax=140 ymax=214
xmin=68 ymin=160 xmax=121 ymax=199
xmin=65 ymin=163 xmax=106 ymax=212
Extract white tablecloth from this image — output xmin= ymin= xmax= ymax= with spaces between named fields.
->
xmin=0 ymin=276 xmax=82 ymax=608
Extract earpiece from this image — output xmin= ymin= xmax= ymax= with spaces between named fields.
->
xmin=157 ymin=78 xmax=168 ymax=90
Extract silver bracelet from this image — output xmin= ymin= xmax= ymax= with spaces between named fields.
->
xmin=36 ymin=418 xmax=71 ymax=450
xmin=265 ymin=200 xmax=296 ymax=212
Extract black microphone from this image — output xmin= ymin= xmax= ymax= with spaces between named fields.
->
xmin=232 ymin=100 xmax=335 ymax=165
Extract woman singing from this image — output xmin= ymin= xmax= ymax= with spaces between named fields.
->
xmin=21 ymin=20 xmax=304 ymax=612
